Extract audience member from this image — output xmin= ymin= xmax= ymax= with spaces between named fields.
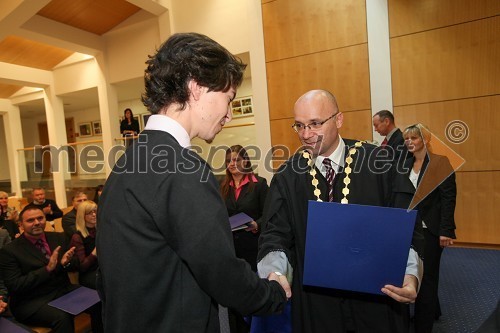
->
xmin=120 ymin=108 xmax=140 ymax=148
xmin=392 ymin=123 xmax=457 ymax=333
xmin=97 ymin=32 xmax=289 ymax=333
xmin=0 ymin=228 xmax=10 ymax=315
xmin=69 ymin=200 xmax=98 ymax=289
xmin=220 ymin=145 xmax=269 ymax=333
xmin=93 ymin=185 xmax=104 ymax=205
xmin=62 ymin=191 xmax=88 ymax=239
xmin=69 ymin=200 xmax=102 ymax=332
xmin=0 ymin=191 xmax=19 ymax=222
xmin=0 ymin=206 xmax=78 ymax=332
xmin=373 ymin=109 xmax=410 ymax=163
xmin=24 ymin=188 xmax=63 ymax=228
xmin=257 ymin=90 xmax=424 ymax=332
xmin=0 ymin=197 xmax=20 ymax=240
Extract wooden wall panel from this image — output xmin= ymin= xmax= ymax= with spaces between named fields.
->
xmin=338 ymin=110 xmax=373 ymax=142
xmin=388 ymin=0 xmax=500 ymax=37
xmin=262 ymin=0 xmax=367 ymax=61
xmin=455 ymin=171 xmax=500 ymax=245
xmin=394 ymin=95 xmax=500 ymax=172
xmin=267 ymin=44 xmax=370 ymax=120
xmin=391 ymin=16 xmax=500 ymax=106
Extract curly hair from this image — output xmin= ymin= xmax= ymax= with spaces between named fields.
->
xmin=142 ymin=33 xmax=247 ymax=114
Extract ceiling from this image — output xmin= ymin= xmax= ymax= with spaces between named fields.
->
xmin=0 ymin=0 xmax=252 ymax=119
xmin=0 ymin=0 xmax=157 ymax=117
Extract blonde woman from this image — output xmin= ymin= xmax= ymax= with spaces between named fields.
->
xmin=69 ymin=200 xmax=98 ymax=289
xmin=391 ymin=123 xmax=456 ymax=333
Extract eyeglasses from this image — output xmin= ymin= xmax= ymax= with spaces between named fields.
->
xmin=291 ymin=112 xmax=339 ymax=133
xmin=86 ymin=210 xmax=97 ymax=215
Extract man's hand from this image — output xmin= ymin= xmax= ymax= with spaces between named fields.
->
xmin=43 ymin=204 xmax=52 ymax=215
xmin=46 ymin=246 xmax=75 ymax=272
xmin=381 ymin=274 xmax=418 ymax=303
xmin=46 ymin=246 xmax=61 ymax=272
xmin=268 ymin=272 xmax=292 ymax=299
xmin=440 ymin=236 xmax=453 ymax=248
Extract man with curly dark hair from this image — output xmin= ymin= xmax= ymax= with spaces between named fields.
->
xmin=97 ymin=33 xmax=289 ymax=333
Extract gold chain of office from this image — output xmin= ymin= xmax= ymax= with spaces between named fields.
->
xmin=302 ymin=141 xmax=364 ymax=204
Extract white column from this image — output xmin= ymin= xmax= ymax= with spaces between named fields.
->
xmin=0 ymin=100 xmax=26 ymax=196
xmin=94 ymin=54 xmax=121 ymax=176
xmin=43 ymin=86 xmax=68 ymax=208
xmin=366 ymin=0 xmax=393 ymax=144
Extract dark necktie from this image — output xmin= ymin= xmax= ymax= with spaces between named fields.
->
xmin=35 ymin=239 xmax=50 ymax=260
xmin=381 ymin=137 xmax=388 ymax=146
xmin=322 ymin=158 xmax=335 ymax=202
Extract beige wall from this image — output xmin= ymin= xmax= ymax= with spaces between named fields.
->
xmin=262 ymin=0 xmax=500 ymax=246
xmin=388 ymin=0 xmax=500 ymax=246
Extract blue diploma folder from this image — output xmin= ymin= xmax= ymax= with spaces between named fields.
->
xmin=48 ymin=286 xmax=100 ymax=315
xmin=303 ymin=201 xmax=417 ymax=295
xmin=0 ymin=317 xmax=31 ymax=333
xmin=229 ymin=212 xmax=253 ymax=231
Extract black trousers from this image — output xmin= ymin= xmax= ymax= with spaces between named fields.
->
xmin=415 ymin=229 xmax=443 ymax=333
xmin=23 ymin=304 xmax=74 ymax=333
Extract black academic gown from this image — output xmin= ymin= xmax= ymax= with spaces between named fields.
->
xmin=97 ymin=130 xmax=286 ymax=333
xmin=258 ymin=139 xmax=424 ymax=333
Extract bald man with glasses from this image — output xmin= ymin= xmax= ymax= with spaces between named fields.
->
xmin=257 ymin=90 xmax=424 ymax=333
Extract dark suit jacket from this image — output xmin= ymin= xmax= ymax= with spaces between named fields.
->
xmin=97 ymin=130 xmax=285 ymax=333
xmin=386 ymin=128 xmax=411 ymax=164
xmin=391 ymin=153 xmax=457 ymax=239
xmin=224 ymin=175 xmax=268 ymax=271
xmin=0 ymin=232 xmax=79 ymax=320
xmin=62 ymin=208 xmax=77 ymax=239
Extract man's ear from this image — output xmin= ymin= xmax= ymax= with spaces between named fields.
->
xmin=188 ymin=80 xmax=204 ymax=101
xmin=335 ymin=112 xmax=344 ymax=129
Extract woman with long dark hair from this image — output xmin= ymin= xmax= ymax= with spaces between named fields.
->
xmin=220 ymin=145 xmax=269 ymax=333
xmin=120 ymin=108 xmax=140 ymax=147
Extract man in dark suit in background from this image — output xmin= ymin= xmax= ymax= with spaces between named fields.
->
xmin=373 ymin=109 xmax=410 ymax=164
xmin=62 ymin=191 xmax=87 ymax=239
xmin=25 ymin=188 xmax=63 ymax=229
xmin=0 ymin=207 xmax=78 ymax=332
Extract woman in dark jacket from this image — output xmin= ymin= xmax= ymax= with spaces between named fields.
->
xmin=120 ymin=108 xmax=140 ymax=147
xmin=391 ymin=123 xmax=457 ymax=333
xmin=220 ymin=145 xmax=269 ymax=333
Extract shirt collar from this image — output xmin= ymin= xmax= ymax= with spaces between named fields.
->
xmin=144 ymin=114 xmax=191 ymax=148
xmin=24 ymin=232 xmax=48 ymax=245
xmin=315 ymin=136 xmax=345 ymax=174
xmin=229 ymin=174 xmax=258 ymax=188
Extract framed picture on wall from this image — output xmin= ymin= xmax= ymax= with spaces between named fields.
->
xmin=78 ymin=122 xmax=92 ymax=137
xmin=231 ymin=96 xmax=253 ymax=118
xmin=142 ymin=114 xmax=152 ymax=129
xmin=92 ymin=121 xmax=102 ymax=136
